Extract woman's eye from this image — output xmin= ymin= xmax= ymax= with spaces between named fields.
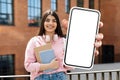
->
xmin=53 ymin=19 xmax=57 ymax=22
xmin=45 ymin=19 xmax=50 ymax=22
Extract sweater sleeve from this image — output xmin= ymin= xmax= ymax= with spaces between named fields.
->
xmin=24 ymin=37 xmax=41 ymax=73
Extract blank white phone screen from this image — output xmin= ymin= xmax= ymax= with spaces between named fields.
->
xmin=64 ymin=7 xmax=100 ymax=69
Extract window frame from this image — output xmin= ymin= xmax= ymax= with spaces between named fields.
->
xmin=28 ymin=0 xmax=42 ymax=27
xmin=0 ymin=54 xmax=15 ymax=76
xmin=65 ymin=0 xmax=70 ymax=13
xmin=51 ymin=0 xmax=57 ymax=11
xmin=89 ymin=0 xmax=94 ymax=9
xmin=0 ymin=0 xmax=14 ymax=25
xmin=77 ymin=0 xmax=84 ymax=7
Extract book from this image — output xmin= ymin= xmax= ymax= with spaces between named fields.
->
xmin=34 ymin=43 xmax=56 ymax=73
xmin=39 ymin=49 xmax=55 ymax=63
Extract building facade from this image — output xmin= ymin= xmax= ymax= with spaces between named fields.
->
xmin=0 ymin=0 xmax=120 ymax=78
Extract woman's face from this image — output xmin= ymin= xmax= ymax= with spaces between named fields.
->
xmin=44 ymin=15 xmax=57 ymax=34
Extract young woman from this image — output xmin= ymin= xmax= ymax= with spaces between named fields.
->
xmin=24 ymin=10 xmax=103 ymax=80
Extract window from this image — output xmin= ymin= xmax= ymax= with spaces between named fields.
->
xmin=0 ymin=0 xmax=13 ymax=25
xmin=0 ymin=54 xmax=15 ymax=80
xmin=51 ymin=0 xmax=57 ymax=11
xmin=77 ymin=0 xmax=84 ymax=7
xmin=28 ymin=0 xmax=41 ymax=27
xmin=89 ymin=0 xmax=94 ymax=9
xmin=65 ymin=0 xmax=70 ymax=13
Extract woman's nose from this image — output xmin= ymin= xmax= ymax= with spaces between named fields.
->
xmin=49 ymin=20 xmax=54 ymax=25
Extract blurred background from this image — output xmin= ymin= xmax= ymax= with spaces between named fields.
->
xmin=0 ymin=0 xmax=120 ymax=80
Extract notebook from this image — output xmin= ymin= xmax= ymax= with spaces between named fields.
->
xmin=34 ymin=43 xmax=56 ymax=73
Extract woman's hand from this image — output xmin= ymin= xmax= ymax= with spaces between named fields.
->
xmin=49 ymin=58 xmax=59 ymax=69
xmin=94 ymin=22 xmax=104 ymax=56
xmin=62 ymin=19 xmax=104 ymax=56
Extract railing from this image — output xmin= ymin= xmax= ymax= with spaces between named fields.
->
xmin=0 ymin=69 xmax=120 ymax=80
xmin=0 ymin=75 xmax=30 ymax=80
xmin=67 ymin=69 xmax=120 ymax=80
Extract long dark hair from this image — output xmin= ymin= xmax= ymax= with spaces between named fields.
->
xmin=38 ymin=10 xmax=64 ymax=37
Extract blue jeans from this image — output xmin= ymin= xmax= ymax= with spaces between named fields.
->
xmin=35 ymin=72 xmax=67 ymax=80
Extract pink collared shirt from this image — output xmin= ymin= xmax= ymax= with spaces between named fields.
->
xmin=24 ymin=36 xmax=71 ymax=80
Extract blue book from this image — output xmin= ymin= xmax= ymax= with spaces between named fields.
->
xmin=39 ymin=49 xmax=55 ymax=73
xmin=39 ymin=49 xmax=55 ymax=63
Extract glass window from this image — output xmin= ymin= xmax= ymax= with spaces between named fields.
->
xmin=0 ymin=0 xmax=13 ymax=25
xmin=0 ymin=54 xmax=15 ymax=80
xmin=89 ymin=0 xmax=94 ymax=9
xmin=51 ymin=0 xmax=57 ymax=11
xmin=77 ymin=0 xmax=84 ymax=7
xmin=28 ymin=0 xmax=41 ymax=27
xmin=65 ymin=0 xmax=70 ymax=13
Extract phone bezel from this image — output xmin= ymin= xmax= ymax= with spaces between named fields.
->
xmin=64 ymin=7 xmax=101 ymax=69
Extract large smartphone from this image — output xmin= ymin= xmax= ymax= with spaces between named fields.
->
xmin=64 ymin=7 xmax=101 ymax=69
